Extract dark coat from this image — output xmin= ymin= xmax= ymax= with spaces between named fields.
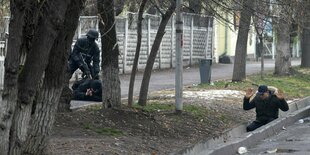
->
xmin=69 ymin=37 xmax=100 ymax=76
xmin=72 ymin=79 xmax=102 ymax=102
xmin=243 ymin=95 xmax=289 ymax=122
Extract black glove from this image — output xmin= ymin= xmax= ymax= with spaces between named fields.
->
xmin=93 ymin=74 xmax=99 ymax=80
xmin=85 ymin=72 xmax=91 ymax=79
xmin=79 ymin=63 xmax=91 ymax=79
xmin=82 ymin=70 xmax=91 ymax=79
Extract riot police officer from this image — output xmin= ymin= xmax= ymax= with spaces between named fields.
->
xmin=68 ymin=29 xmax=100 ymax=79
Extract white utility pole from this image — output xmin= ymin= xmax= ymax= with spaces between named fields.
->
xmin=175 ymin=0 xmax=183 ymax=113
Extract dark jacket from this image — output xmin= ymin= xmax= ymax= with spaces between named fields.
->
xmin=72 ymin=79 xmax=102 ymax=102
xmin=243 ymin=95 xmax=289 ymax=122
xmin=70 ymin=37 xmax=100 ymax=76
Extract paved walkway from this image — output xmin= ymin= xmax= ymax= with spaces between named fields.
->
xmin=247 ymin=117 xmax=310 ymax=155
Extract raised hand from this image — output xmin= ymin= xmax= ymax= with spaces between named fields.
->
xmin=86 ymin=89 xmax=92 ymax=96
xmin=275 ymin=89 xmax=285 ymax=100
xmin=245 ymin=88 xmax=255 ymax=99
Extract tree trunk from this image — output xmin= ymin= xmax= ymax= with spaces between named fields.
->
xmin=232 ymin=0 xmax=254 ymax=82
xmin=147 ymin=0 xmax=165 ymax=15
xmin=301 ymin=25 xmax=310 ymax=68
xmin=301 ymin=2 xmax=310 ymax=68
xmin=138 ymin=1 xmax=176 ymax=106
xmin=274 ymin=6 xmax=291 ymax=75
xmin=187 ymin=0 xmax=202 ymax=13
xmin=0 ymin=0 xmax=25 ymax=153
xmin=187 ymin=0 xmax=205 ymax=27
xmin=23 ymin=1 xmax=85 ymax=154
xmin=259 ymin=36 xmax=264 ymax=79
xmin=128 ymin=0 xmax=148 ymax=106
xmin=58 ymin=86 xmax=72 ymax=112
xmin=9 ymin=1 xmax=71 ymax=154
xmin=98 ymin=0 xmax=121 ymax=108
xmin=115 ymin=0 xmax=126 ymax=16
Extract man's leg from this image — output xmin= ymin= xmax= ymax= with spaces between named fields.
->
xmin=246 ymin=121 xmax=266 ymax=132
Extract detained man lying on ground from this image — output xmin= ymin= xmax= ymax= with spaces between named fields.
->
xmin=243 ymin=85 xmax=289 ymax=132
xmin=72 ymin=78 xmax=102 ymax=102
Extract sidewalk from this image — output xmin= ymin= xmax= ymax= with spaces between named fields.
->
xmin=71 ymin=59 xmax=301 ymax=109
xmin=177 ymin=97 xmax=310 ymax=155
xmin=247 ymin=116 xmax=310 ymax=154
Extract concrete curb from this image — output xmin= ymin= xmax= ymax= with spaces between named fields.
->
xmin=176 ymin=97 xmax=310 ymax=155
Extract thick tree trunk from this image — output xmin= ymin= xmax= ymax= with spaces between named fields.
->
xmin=128 ymin=0 xmax=148 ymax=106
xmin=23 ymin=1 xmax=85 ymax=154
xmin=232 ymin=0 xmax=254 ymax=82
xmin=58 ymin=86 xmax=72 ymax=112
xmin=9 ymin=1 xmax=70 ymax=154
xmin=0 ymin=0 xmax=25 ymax=153
xmin=98 ymin=0 xmax=121 ymax=108
xmin=138 ymin=1 xmax=176 ymax=106
xmin=274 ymin=8 xmax=291 ymax=75
xmin=301 ymin=2 xmax=310 ymax=68
xmin=23 ymin=88 xmax=61 ymax=155
xmin=301 ymin=26 xmax=310 ymax=68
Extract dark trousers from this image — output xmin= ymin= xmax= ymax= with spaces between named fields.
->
xmin=246 ymin=118 xmax=275 ymax=132
xmin=73 ymin=93 xmax=102 ymax=102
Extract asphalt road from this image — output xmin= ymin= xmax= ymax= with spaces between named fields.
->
xmin=120 ymin=59 xmax=301 ymax=98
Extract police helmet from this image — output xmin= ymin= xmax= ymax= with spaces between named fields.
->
xmin=86 ymin=29 xmax=99 ymax=39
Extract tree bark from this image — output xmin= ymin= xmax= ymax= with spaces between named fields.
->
xmin=147 ymin=0 xmax=165 ymax=15
xmin=98 ymin=0 xmax=121 ymax=108
xmin=187 ymin=0 xmax=202 ymax=13
xmin=301 ymin=1 xmax=310 ymax=68
xmin=9 ymin=1 xmax=71 ymax=154
xmin=23 ymin=1 xmax=85 ymax=154
xmin=0 ymin=0 xmax=25 ymax=153
xmin=232 ymin=0 xmax=254 ymax=82
xmin=128 ymin=0 xmax=148 ymax=107
xmin=301 ymin=25 xmax=310 ymax=68
xmin=258 ymin=35 xmax=264 ymax=79
xmin=115 ymin=0 xmax=126 ymax=16
xmin=138 ymin=1 xmax=176 ymax=106
xmin=274 ymin=5 xmax=292 ymax=75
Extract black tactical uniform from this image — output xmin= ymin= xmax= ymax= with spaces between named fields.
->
xmin=72 ymin=79 xmax=102 ymax=102
xmin=69 ymin=29 xmax=100 ymax=79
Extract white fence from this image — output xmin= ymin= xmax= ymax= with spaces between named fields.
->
xmin=0 ymin=17 xmax=9 ymax=90
xmin=0 ymin=13 xmax=214 ymax=89
xmin=76 ymin=13 xmax=214 ymax=73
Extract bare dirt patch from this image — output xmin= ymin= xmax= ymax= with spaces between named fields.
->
xmin=48 ymin=89 xmax=255 ymax=155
